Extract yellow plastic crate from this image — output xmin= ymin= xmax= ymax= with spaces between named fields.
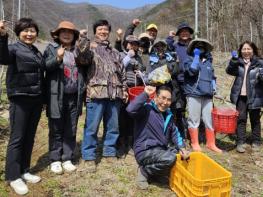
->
xmin=169 ymin=152 xmax=232 ymax=197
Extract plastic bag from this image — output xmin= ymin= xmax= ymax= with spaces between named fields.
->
xmin=148 ymin=64 xmax=171 ymax=84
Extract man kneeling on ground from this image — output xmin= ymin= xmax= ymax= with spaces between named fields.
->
xmin=126 ymin=85 xmax=190 ymax=189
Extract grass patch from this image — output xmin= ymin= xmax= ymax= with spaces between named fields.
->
xmin=44 ymin=179 xmax=63 ymax=197
xmin=0 ymin=184 xmax=8 ymax=197
xmin=0 ymin=116 xmax=8 ymax=129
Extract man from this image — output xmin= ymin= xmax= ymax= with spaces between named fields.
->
xmin=81 ymin=19 xmax=128 ymax=172
xmin=165 ymin=22 xmax=194 ymax=139
xmin=126 ymin=85 xmax=189 ymax=189
xmin=123 ymin=19 xmax=158 ymax=49
xmin=145 ymin=23 xmax=158 ymax=44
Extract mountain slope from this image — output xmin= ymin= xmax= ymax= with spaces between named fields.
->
xmin=3 ymin=0 xmax=195 ymax=41
xmin=139 ymin=0 xmax=194 ymax=37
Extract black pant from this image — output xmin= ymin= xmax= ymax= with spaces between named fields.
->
xmin=236 ymin=96 xmax=261 ymax=144
xmin=137 ymin=147 xmax=177 ymax=178
xmin=48 ymin=94 xmax=78 ymax=162
xmin=119 ymin=103 xmax=133 ymax=138
xmin=5 ymin=96 xmax=43 ymax=181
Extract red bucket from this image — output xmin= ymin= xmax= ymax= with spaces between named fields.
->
xmin=128 ymin=86 xmax=155 ymax=101
xmin=212 ymin=107 xmax=239 ymax=134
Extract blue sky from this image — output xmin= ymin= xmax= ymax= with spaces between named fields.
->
xmin=63 ymin=0 xmax=165 ymax=9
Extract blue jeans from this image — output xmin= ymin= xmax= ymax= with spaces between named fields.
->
xmin=81 ymin=99 xmax=121 ymax=160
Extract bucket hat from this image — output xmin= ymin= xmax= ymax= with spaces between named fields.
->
xmin=176 ymin=22 xmax=194 ymax=36
xmin=126 ymin=35 xmax=140 ymax=44
xmin=51 ymin=21 xmax=79 ymax=39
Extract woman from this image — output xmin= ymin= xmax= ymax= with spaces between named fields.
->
xmin=184 ymin=38 xmax=222 ymax=153
xmin=0 ymin=18 xmax=44 ymax=195
xmin=226 ymin=41 xmax=263 ymax=153
xmin=118 ymin=35 xmax=145 ymax=157
xmin=44 ymin=21 xmax=90 ymax=174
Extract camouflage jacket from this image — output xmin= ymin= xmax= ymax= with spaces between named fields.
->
xmin=86 ymin=39 xmax=127 ymax=100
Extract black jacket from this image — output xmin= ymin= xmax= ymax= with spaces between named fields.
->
xmin=44 ymin=43 xmax=88 ymax=118
xmin=0 ymin=35 xmax=45 ymax=99
xmin=226 ymin=56 xmax=263 ymax=109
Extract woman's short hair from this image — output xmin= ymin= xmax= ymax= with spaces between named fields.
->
xmin=14 ymin=18 xmax=39 ymax=36
xmin=238 ymin=40 xmax=259 ymax=57
xmin=93 ymin=19 xmax=111 ymax=34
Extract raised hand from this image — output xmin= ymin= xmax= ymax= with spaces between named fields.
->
xmin=132 ymin=19 xmax=141 ymax=26
xmin=116 ymin=28 xmax=123 ymax=40
xmin=57 ymin=45 xmax=65 ymax=62
xmin=144 ymin=85 xmax=156 ymax=96
xmin=169 ymin=30 xmax=176 ymax=37
xmin=193 ymin=48 xmax=201 ymax=56
xmin=79 ymin=29 xmax=88 ymax=38
xmin=0 ymin=20 xmax=7 ymax=36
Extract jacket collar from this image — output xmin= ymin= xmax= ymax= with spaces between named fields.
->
xmin=93 ymin=38 xmax=112 ymax=49
xmin=177 ymin=39 xmax=191 ymax=46
xmin=18 ymin=40 xmax=37 ymax=52
xmin=148 ymin=100 xmax=173 ymax=134
xmin=239 ymin=56 xmax=259 ymax=68
xmin=147 ymin=100 xmax=172 ymax=115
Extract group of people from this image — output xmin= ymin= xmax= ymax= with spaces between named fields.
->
xmin=0 ymin=15 xmax=262 ymax=195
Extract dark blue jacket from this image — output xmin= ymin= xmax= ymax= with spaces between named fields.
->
xmin=166 ymin=37 xmax=190 ymax=83
xmin=183 ymin=53 xmax=215 ymax=98
xmin=126 ymin=92 xmax=184 ymax=161
xmin=226 ymin=56 xmax=263 ymax=109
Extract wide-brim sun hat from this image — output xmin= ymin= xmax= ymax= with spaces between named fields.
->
xmin=150 ymin=39 xmax=167 ymax=53
xmin=138 ymin=32 xmax=151 ymax=40
xmin=176 ymin=22 xmax=194 ymax=36
xmin=187 ymin=38 xmax=213 ymax=55
xmin=50 ymin=21 xmax=80 ymax=39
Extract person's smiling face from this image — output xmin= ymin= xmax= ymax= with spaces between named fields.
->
xmin=95 ymin=25 xmax=110 ymax=41
xmin=19 ymin=27 xmax=37 ymax=45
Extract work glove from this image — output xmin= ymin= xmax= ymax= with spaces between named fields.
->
xmin=193 ymin=48 xmax=201 ymax=56
xmin=190 ymin=48 xmax=200 ymax=70
xmin=231 ymin=50 xmax=238 ymax=59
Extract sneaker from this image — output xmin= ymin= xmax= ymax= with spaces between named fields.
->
xmin=10 ymin=178 xmax=28 ymax=195
xmin=22 ymin=172 xmax=41 ymax=183
xmin=236 ymin=144 xmax=246 ymax=153
xmin=62 ymin=160 xmax=77 ymax=172
xmin=252 ymin=143 xmax=261 ymax=152
xmin=136 ymin=168 xmax=148 ymax=190
xmin=50 ymin=161 xmax=63 ymax=174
